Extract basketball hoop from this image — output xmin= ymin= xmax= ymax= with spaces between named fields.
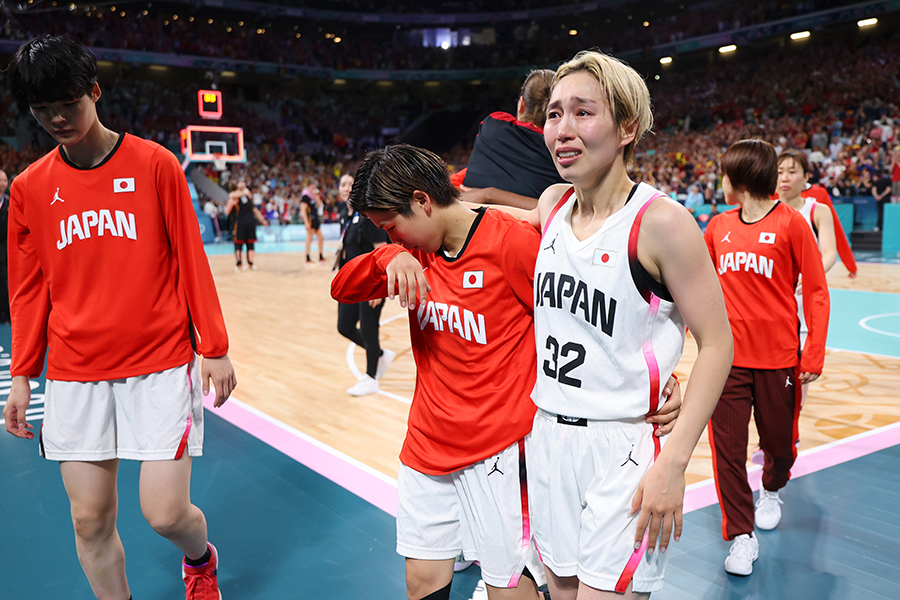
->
xmin=211 ymin=153 xmax=226 ymax=171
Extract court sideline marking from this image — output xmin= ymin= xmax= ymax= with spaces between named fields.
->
xmin=204 ymin=393 xmax=900 ymax=518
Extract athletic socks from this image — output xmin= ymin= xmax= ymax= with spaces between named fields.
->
xmin=184 ymin=546 xmax=212 ymax=567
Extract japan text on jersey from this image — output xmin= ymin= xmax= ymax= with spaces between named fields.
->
xmin=534 ymin=270 xmax=617 ymax=337
xmin=57 ymin=210 xmax=138 ymax=250
xmin=716 ymin=251 xmax=774 ymax=279
xmin=415 ymin=301 xmax=487 ymax=345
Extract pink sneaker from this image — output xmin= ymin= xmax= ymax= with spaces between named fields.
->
xmin=182 ymin=543 xmax=222 ymax=599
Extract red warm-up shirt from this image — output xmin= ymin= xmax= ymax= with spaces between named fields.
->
xmin=705 ymin=202 xmax=829 ymax=374
xmin=8 ymin=133 xmax=229 ymax=381
xmin=331 ymin=208 xmax=539 ymax=475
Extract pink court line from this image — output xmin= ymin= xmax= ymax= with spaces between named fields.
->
xmin=683 ymin=420 xmax=900 ymax=513
xmin=203 ymin=393 xmax=399 ymax=517
xmin=205 ymin=393 xmax=900 ymax=518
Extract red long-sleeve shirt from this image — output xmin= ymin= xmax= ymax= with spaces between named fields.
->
xmin=705 ymin=202 xmax=829 ymax=374
xmin=331 ymin=208 xmax=539 ymax=475
xmin=8 ymin=134 xmax=228 ymax=381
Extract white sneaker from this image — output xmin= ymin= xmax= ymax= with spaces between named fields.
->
xmin=376 ymin=349 xmax=396 ymax=380
xmin=724 ymin=533 xmax=759 ymax=576
xmin=347 ymin=375 xmax=379 ymax=396
xmin=755 ymin=488 xmax=783 ymax=530
xmin=470 ymin=580 xmax=489 ymax=600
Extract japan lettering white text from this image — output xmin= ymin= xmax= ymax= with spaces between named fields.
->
xmin=717 ymin=251 xmax=773 ymax=279
xmin=57 ymin=210 xmax=137 ymax=250
xmin=416 ymin=300 xmax=487 ymax=345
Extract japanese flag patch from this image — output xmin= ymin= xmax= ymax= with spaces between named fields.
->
xmin=463 ymin=271 xmax=483 ymax=289
xmin=759 ymin=232 xmax=776 ymax=244
xmin=593 ymin=248 xmax=618 ymax=267
xmin=113 ymin=178 xmax=135 ymax=193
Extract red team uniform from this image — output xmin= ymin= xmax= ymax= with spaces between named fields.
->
xmin=8 ymin=133 xmax=229 ymax=382
xmin=331 ymin=207 xmax=539 ymax=475
xmin=704 ymin=201 xmax=829 ymax=540
xmin=332 ymin=207 xmax=542 ymax=587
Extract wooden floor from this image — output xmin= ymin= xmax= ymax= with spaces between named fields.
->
xmin=211 ymin=253 xmax=900 ymax=486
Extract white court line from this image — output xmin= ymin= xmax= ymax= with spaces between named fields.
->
xmin=858 ymin=312 xmax=900 ymax=339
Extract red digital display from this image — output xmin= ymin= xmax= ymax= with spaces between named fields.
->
xmin=197 ymin=89 xmax=223 ymax=120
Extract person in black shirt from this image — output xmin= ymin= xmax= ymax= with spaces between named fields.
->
xmin=301 ymin=180 xmax=326 ymax=265
xmin=225 ymin=180 xmax=267 ymax=270
xmin=457 ymin=69 xmax=565 ymax=209
xmin=873 ymin=169 xmax=892 ymax=231
xmin=335 ymin=173 xmax=395 ymax=396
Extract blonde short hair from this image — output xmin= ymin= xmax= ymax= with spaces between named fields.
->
xmin=553 ymin=49 xmax=653 ymax=164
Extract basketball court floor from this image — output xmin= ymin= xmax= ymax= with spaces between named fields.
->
xmin=2 ymin=240 xmax=899 ymax=599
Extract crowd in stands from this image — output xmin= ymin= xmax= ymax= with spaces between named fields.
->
xmin=2 ymin=0 xmax=875 ymax=72
xmin=2 ymin=6 xmax=899 ymax=230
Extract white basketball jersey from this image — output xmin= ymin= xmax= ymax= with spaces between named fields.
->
xmin=532 ymin=183 xmax=686 ymax=421
xmin=799 ymin=197 xmax=819 ymax=240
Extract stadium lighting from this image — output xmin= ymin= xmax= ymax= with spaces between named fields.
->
xmin=857 ymin=18 xmax=877 ymax=28
xmin=569 ymin=29 xmax=578 ymax=36
xmin=659 ymin=56 xmax=673 ymax=65
xmin=643 ymin=21 xmax=650 ymax=27
xmin=719 ymin=44 xmax=737 ymax=54
xmin=790 ymin=31 xmax=810 ymax=40
xmin=334 ymin=37 xmax=342 ymax=43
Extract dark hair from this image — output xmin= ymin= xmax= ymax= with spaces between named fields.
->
xmin=6 ymin=36 xmax=98 ymax=107
xmin=519 ymin=68 xmax=555 ymax=128
xmin=721 ymin=139 xmax=778 ymax=198
xmin=777 ymin=149 xmax=810 ymax=174
xmin=349 ymin=144 xmax=459 ymax=217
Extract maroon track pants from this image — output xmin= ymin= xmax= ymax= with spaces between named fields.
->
xmin=708 ymin=365 xmax=801 ymax=540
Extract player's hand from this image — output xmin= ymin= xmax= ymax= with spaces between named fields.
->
xmin=386 ymin=251 xmax=430 ymax=310
xmin=848 ymin=271 xmax=858 ymax=279
xmin=795 ymin=274 xmax=804 ymax=295
xmin=368 ymin=298 xmax=385 ymax=309
xmin=3 ymin=376 xmax=35 ymax=439
xmin=799 ymin=371 xmax=819 ymax=384
xmin=646 ymin=375 xmax=682 ymax=436
xmin=631 ymin=457 xmax=685 ymax=555
xmin=202 ymin=355 xmax=237 ymax=408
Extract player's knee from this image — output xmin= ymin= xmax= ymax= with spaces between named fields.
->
xmin=143 ymin=505 xmax=191 ymax=538
xmin=246 ymin=242 xmax=255 ymax=251
xmin=71 ymin=507 xmax=116 ymax=543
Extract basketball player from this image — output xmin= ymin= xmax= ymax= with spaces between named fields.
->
xmin=777 ymin=149 xmax=836 ymax=407
xmin=300 ymin=180 xmax=325 ymax=264
xmin=705 ymin=140 xmax=829 ymax=576
xmin=519 ymin=50 xmax=734 ymax=600
xmin=3 ymin=35 xmax=236 ymax=600
xmin=331 ymin=144 xmax=683 ymax=600
xmin=225 ymin=178 xmax=267 ymax=270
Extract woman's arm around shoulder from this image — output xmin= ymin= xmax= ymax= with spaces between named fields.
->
xmin=534 ymin=183 xmax=572 ymax=232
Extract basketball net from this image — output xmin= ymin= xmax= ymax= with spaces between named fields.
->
xmin=212 ymin=153 xmax=226 ymax=171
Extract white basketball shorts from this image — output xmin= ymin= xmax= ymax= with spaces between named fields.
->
xmin=396 ymin=437 xmax=544 ymax=589
xmin=40 ymin=357 xmax=204 ymax=461
xmin=527 ymin=409 xmax=669 ymax=593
